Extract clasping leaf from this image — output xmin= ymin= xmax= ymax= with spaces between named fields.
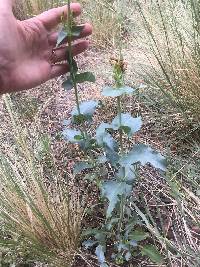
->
xmin=71 ymin=25 xmax=85 ymax=37
xmin=101 ymin=181 xmax=132 ymax=217
xmin=72 ymin=100 xmax=99 ymax=123
xmin=95 ymin=245 xmax=106 ymax=264
xmin=120 ymin=144 xmax=167 ymax=171
xmin=129 ymin=229 xmax=149 ymax=241
xmin=75 ymin=72 xmax=96 ymax=83
xmin=62 ymin=128 xmax=84 ymax=144
xmin=73 ymin=161 xmax=93 ymax=175
xmin=116 ymin=166 xmax=136 ymax=182
xmin=62 ymin=78 xmax=73 ymax=90
xmin=56 ymin=29 xmax=68 ymax=47
xmin=111 ymin=113 xmax=142 ymax=137
xmin=56 ymin=25 xmax=84 ymax=46
xmin=141 ymin=245 xmax=163 ymax=264
xmin=102 ymin=86 xmax=135 ymax=97
xmin=96 ymin=123 xmax=118 ymax=151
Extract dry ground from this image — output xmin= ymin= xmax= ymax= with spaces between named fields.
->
xmin=1 ymin=42 xmax=199 ymax=266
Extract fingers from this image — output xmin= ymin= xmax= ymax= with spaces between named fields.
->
xmin=36 ymin=3 xmax=81 ymax=31
xmin=48 ymin=23 xmax=92 ymax=46
xmin=50 ymin=64 xmax=69 ymax=79
xmin=52 ymin=40 xmax=89 ymax=63
xmin=50 ymin=40 xmax=89 ymax=79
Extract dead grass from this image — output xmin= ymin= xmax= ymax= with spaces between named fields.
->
xmin=13 ymin=0 xmax=66 ymax=18
xmin=132 ymin=0 xmax=200 ymax=125
xmin=2 ymin=0 xmax=200 ymax=266
xmin=0 ymin=95 xmax=86 ymax=266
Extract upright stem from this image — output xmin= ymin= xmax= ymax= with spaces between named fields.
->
xmin=117 ymin=96 xmax=124 ymax=153
xmin=116 ymin=5 xmax=127 ymax=234
xmin=117 ymin=95 xmax=125 ymax=235
xmin=67 ymin=0 xmax=81 ymax=115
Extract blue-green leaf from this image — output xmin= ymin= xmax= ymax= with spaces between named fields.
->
xmin=63 ymin=119 xmax=71 ymax=126
xmin=106 ymin=218 xmax=119 ymax=230
xmin=111 ymin=114 xmax=142 ymax=137
xmin=129 ymin=229 xmax=149 ymax=241
xmin=82 ymin=228 xmax=101 ymax=237
xmin=83 ymin=228 xmax=107 ymax=246
xmin=72 ymin=100 xmax=98 ymax=122
xmin=120 ymin=144 xmax=167 ymax=171
xmin=72 ymin=114 xmax=87 ymax=124
xmin=129 ymin=240 xmax=137 ymax=247
xmin=56 ymin=26 xmax=84 ymax=47
xmin=96 ymin=123 xmax=118 ymax=151
xmin=84 ymin=173 xmax=98 ymax=182
xmin=141 ymin=245 xmax=163 ymax=263
xmin=62 ymin=79 xmax=73 ymax=90
xmin=104 ymin=146 xmax=119 ymax=166
xmin=102 ymin=181 xmax=132 ymax=217
xmin=56 ymin=29 xmax=68 ymax=46
xmin=62 ymin=129 xmax=83 ymax=143
xmin=116 ymin=166 xmax=136 ymax=182
xmin=74 ymin=162 xmax=93 ymax=175
xmin=95 ymin=245 xmax=106 ymax=264
xmin=82 ymin=240 xmax=97 ymax=249
xmin=97 ymin=155 xmax=107 ymax=164
xmin=75 ymin=72 xmax=96 ymax=83
xmin=71 ymin=25 xmax=85 ymax=37
xmin=117 ymin=242 xmax=129 ymax=252
xmin=102 ymin=86 xmax=135 ymax=97
xmin=125 ymin=251 xmax=132 ymax=261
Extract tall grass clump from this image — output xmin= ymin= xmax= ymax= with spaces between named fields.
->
xmin=81 ymin=0 xmax=134 ymax=48
xmin=135 ymin=0 xmax=200 ymax=128
xmin=0 ymin=95 xmax=85 ymax=266
xmin=14 ymin=0 xmax=66 ymax=18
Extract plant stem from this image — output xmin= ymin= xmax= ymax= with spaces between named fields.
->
xmin=117 ymin=83 xmax=125 ymax=236
xmin=117 ymin=96 xmax=124 ymax=154
xmin=67 ymin=0 xmax=81 ymax=115
xmin=117 ymin=194 xmax=125 ymax=234
xmin=115 ymin=6 xmax=127 ymax=233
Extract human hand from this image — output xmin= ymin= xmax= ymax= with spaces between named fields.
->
xmin=0 ymin=0 xmax=92 ymax=94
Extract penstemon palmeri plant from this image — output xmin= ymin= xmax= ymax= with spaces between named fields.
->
xmin=58 ymin=1 xmax=167 ymax=266
xmin=57 ymin=0 xmax=97 ymax=130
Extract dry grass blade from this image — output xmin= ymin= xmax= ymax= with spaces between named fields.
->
xmin=132 ymin=164 xmax=200 ymax=267
xmin=13 ymin=0 xmax=66 ymax=18
xmin=135 ymin=0 xmax=200 ymax=126
xmin=0 ymin=95 xmax=86 ymax=266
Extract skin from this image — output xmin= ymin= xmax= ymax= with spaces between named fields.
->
xmin=0 ymin=0 xmax=92 ymax=94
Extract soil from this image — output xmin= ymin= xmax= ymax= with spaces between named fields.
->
xmin=0 ymin=45 xmax=199 ymax=267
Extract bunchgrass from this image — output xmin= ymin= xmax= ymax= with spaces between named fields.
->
xmin=135 ymin=0 xmax=200 ymax=128
xmin=0 ymin=95 xmax=85 ymax=266
xmin=14 ymin=0 xmax=66 ymax=18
